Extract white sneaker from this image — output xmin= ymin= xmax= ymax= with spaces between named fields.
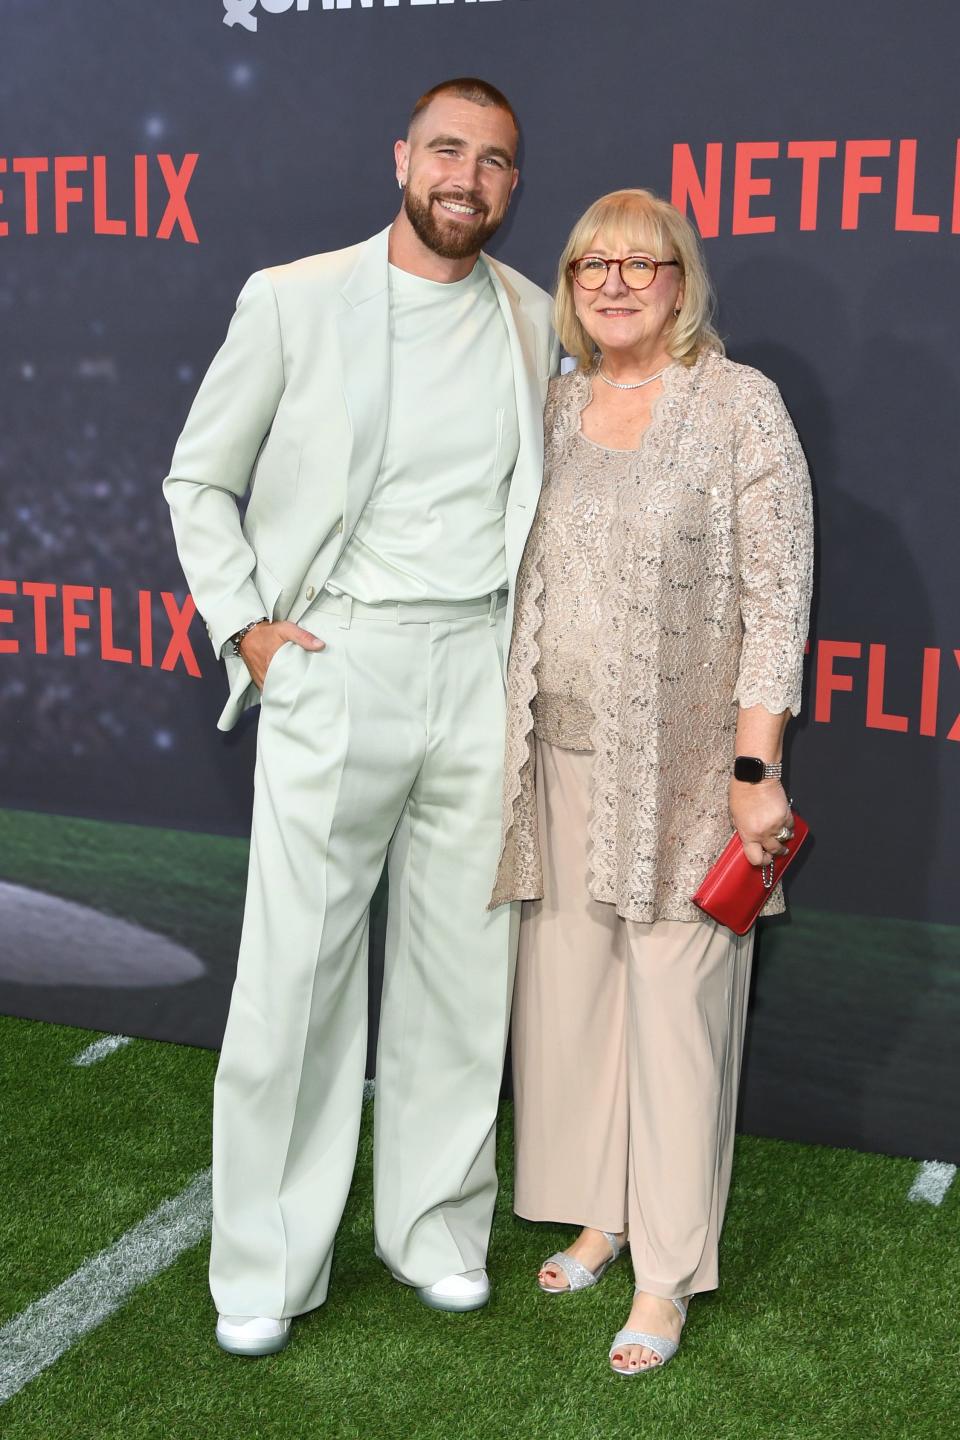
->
xmin=415 ymin=1268 xmax=490 ymax=1312
xmin=215 ymin=1314 xmax=292 ymax=1356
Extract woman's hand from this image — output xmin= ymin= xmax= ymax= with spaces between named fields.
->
xmin=728 ymin=778 xmax=792 ymax=867
xmin=238 ymin=620 xmax=325 ymax=691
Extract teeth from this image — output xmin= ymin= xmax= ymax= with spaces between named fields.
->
xmin=438 ymin=200 xmax=479 ymax=215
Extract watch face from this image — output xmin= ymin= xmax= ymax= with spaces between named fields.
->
xmin=734 ymin=756 xmax=765 ymax=783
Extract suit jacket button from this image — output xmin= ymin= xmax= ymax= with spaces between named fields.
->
xmin=305 ymin=585 xmax=316 ymax=601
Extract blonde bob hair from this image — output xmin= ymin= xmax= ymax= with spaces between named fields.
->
xmin=555 ymin=188 xmax=723 ymax=371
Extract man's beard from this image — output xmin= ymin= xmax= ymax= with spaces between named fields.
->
xmin=403 ymin=186 xmax=504 ymax=260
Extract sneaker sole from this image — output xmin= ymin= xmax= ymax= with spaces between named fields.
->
xmin=215 ymin=1327 xmax=292 ymax=1357
xmin=414 ymin=1286 xmax=490 ymax=1313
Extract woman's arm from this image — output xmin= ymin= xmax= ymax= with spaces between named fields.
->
xmin=730 ymin=370 xmax=815 ymax=865
xmin=729 ymin=704 xmax=791 ymax=866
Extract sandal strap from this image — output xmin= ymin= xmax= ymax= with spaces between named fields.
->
xmin=600 ymin=1230 xmax=622 ymax=1261
xmin=541 ymin=1250 xmax=598 ymax=1291
xmin=609 ymin=1327 xmax=679 ymax=1366
xmin=632 ymin=1287 xmax=690 ymax=1323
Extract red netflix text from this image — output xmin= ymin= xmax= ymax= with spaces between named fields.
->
xmin=810 ymin=639 xmax=960 ymax=741
xmin=0 ymin=581 xmax=203 ymax=677
xmin=0 ymin=154 xmax=199 ymax=243
xmin=671 ymin=139 xmax=960 ymax=238
xmin=3 ymin=592 xmax=956 ymax=738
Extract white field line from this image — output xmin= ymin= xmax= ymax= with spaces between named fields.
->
xmin=71 ymin=1034 xmax=134 ymax=1067
xmin=0 ymin=1169 xmax=212 ymax=1406
xmin=908 ymin=1160 xmax=956 ymax=1206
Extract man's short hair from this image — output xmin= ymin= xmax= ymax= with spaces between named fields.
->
xmin=409 ymin=78 xmax=520 ymax=139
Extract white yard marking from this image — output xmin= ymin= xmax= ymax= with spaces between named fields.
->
xmin=0 ymin=1169 xmax=212 ymax=1405
xmin=908 ymin=1160 xmax=956 ymax=1207
xmin=71 ymin=1034 xmax=134 ymax=1067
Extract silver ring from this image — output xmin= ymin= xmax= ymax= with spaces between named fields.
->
xmin=776 ymin=825 xmax=793 ymax=843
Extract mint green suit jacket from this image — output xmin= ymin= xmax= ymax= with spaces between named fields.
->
xmin=163 ymin=225 xmax=559 ymax=731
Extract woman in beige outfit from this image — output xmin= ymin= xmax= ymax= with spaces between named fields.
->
xmin=491 ymin=190 xmax=813 ymax=1375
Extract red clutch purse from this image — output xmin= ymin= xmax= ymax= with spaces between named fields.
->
xmin=691 ymin=812 xmax=810 ymax=935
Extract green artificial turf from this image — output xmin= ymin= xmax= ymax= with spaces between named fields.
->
xmin=1 ymin=1015 xmax=957 ymax=1440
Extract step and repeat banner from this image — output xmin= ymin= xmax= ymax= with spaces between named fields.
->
xmin=1 ymin=0 xmax=957 ymax=1161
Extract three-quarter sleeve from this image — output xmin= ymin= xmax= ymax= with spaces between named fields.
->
xmin=732 ymin=371 xmax=814 ymax=716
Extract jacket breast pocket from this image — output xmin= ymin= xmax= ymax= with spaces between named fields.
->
xmin=484 ymin=406 xmax=521 ymax=512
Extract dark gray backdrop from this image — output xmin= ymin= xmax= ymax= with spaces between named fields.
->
xmin=1 ymin=0 xmax=957 ymax=1162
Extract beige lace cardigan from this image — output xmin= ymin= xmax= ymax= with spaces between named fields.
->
xmin=490 ymin=349 xmax=814 ymax=923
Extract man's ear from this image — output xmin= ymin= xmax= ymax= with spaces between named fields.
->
xmin=394 ymin=138 xmax=409 ymax=188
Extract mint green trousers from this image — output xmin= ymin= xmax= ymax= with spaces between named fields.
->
xmin=210 ymin=597 xmax=515 ymax=1318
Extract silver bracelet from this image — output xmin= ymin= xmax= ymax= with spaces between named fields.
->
xmin=230 ymin=617 xmax=269 ymax=657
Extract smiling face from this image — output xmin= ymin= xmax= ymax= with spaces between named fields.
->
xmin=395 ymin=94 xmax=520 ymax=261
xmin=572 ymin=232 xmax=684 ymax=363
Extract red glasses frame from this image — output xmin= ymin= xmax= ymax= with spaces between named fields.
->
xmin=569 ymin=255 xmax=682 ymax=291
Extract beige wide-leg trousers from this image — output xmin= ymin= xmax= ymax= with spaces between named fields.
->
xmin=512 ymin=738 xmax=754 ymax=1299
xmin=210 ymin=594 xmax=515 ymax=1319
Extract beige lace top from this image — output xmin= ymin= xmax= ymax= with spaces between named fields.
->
xmin=531 ymin=432 xmax=629 ymax=751
xmin=490 ymin=350 xmax=814 ymax=923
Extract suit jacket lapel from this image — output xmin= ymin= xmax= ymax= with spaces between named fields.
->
xmin=336 ymin=226 xmax=392 ymax=542
xmin=483 ymin=254 xmax=543 ymax=513
xmin=483 ymin=256 xmax=546 ymax=659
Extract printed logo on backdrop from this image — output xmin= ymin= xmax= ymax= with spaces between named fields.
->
xmin=671 ymin=139 xmax=960 ymax=235
xmin=223 ymin=0 xmax=517 ymax=34
xmin=0 ymin=155 xmax=199 ymax=243
xmin=3 ymin=581 xmax=960 ymax=744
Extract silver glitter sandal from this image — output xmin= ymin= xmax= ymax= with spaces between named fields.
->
xmin=538 ymin=1230 xmax=623 ymax=1294
xmin=609 ymin=1294 xmax=689 ymax=1376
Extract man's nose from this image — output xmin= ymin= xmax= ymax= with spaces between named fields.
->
xmin=452 ymin=156 xmax=484 ymax=192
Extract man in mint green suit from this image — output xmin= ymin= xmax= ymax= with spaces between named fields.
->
xmin=163 ymin=78 xmax=558 ymax=1355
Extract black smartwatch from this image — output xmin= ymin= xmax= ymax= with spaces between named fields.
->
xmin=733 ymin=755 xmax=783 ymax=784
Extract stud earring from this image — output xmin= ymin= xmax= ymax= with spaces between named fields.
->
xmin=673 ymin=307 xmax=681 ymax=317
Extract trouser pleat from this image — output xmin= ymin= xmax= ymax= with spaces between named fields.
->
xmin=373 ymin=618 xmax=514 ymax=1286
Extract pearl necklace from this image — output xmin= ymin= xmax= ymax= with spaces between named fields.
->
xmin=597 ymin=364 xmax=668 ymax=391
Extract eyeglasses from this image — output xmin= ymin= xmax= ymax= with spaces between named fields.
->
xmin=569 ymin=255 xmax=681 ymax=291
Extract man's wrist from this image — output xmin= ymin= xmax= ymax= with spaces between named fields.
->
xmin=229 ymin=617 xmax=269 ymax=657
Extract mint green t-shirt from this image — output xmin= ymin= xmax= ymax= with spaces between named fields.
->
xmin=328 ymin=261 xmax=518 ymax=603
